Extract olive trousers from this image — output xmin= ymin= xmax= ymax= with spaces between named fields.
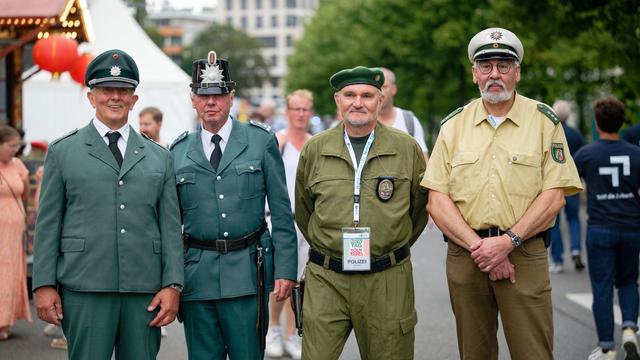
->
xmin=301 ymin=259 xmax=417 ymax=360
xmin=446 ymin=237 xmax=553 ymax=360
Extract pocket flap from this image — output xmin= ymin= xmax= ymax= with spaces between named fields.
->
xmin=153 ymin=240 xmax=161 ymax=254
xmin=451 ymin=152 xmax=479 ymax=167
xmin=399 ymin=311 xmax=418 ymax=334
xmin=176 ymin=172 xmax=195 ymax=185
xmin=61 ymin=238 xmax=85 ymax=252
xmin=235 ymin=160 xmax=262 ymax=175
xmin=509 ymin=152 xmax=540 ymax=167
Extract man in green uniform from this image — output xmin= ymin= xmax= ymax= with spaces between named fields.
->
xmin=33 ymin=49 xmax=183 ymax=360
xmin=170 ymin=51 xmax=297 ymax=360
xmin=421 ymin=28 xmax=583 ymax=360
xmin=295 ymin=66 xmax=428 ymax=360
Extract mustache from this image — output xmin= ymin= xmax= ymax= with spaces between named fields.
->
xmin=482 ymin=80 xmax=505 ymax=92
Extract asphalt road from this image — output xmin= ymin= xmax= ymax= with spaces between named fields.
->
xmin=0 ymin=221 xmax=632 ymax=359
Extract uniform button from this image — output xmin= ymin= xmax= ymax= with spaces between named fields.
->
xmin=134 ymin=150 xmax=139 ymax=154
xmin=490 ymin=194 xmax=495 ymax=198
xmin=249 ymin=165 xmax=254 ymax=170
xmin=120 ymin=228 xmax=126 ymax=234
xmin=119 ymin=180 xmax=124 ymax=186
xmin=512 ymin=156 xmax=517 ymax=161
xmin=219 ymin=194 xmax=224 ymax=200
xmin=492 ymin=155 xmax=496 ymax=159
xmin=216 ymin=176 xmax=222 ymax=181
xmin=223 ymin=232 xmax=229 ymax=237
xmin=120 ymin=204 xmax=125 ymax=210
xmin=221 ymin=213 xmax=227 ymax=218
xmin=180 ymin=177 xmax=185 ymax=183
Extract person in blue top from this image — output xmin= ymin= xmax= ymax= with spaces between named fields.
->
xmin=574 ymin=97 xmax=640 ymax=360
xmin=549 ymin=100 xmax=586 ymax=273
xmin=623 ymin=123 xmax=640 ymax=147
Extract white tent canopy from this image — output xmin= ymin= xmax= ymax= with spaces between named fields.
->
xmin=23 ymin=0 xmax=196 ymax=144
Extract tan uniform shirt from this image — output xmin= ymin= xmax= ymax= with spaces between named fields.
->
xmin=421 ymin=94 xmax=582 ymax=230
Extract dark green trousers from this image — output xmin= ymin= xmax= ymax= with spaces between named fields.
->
xmin=181 ymin=295 xmax=267 ymax=360
xmin=61 ymin=289 xmax=160 ymax=360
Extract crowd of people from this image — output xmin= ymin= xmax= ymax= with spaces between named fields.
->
xmin=0 ymin=26 xmax=639 ymax=360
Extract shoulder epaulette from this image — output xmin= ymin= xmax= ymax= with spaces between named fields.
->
xmin=441 ymin=107 xmax=463 ymax=126
xmin=51 ymin=128 xmax=79 ymax=145
xmin=141 ymin=132 xmax=168 ymax=150
xmin=537 ymin=103 xmax=560 ymax=125
xmin=169 ymin=131 xmax=189 ymax=150
xmin=249 ymin=120 xmax=273 ymax=133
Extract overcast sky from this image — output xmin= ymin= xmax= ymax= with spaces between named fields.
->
xmin=146 ymin=0 xmax=218 ymax=13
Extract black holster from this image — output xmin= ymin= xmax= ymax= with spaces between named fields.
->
xmin=291 ymin=280 xmax=305 ymax=337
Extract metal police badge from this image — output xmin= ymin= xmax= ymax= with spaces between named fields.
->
xmin=551 ymin=143 xmax=566 ymax=163
xmin=110 ymin=66 xmax=121 ymax=76
xmin=376 ymin=176 xmax=395 ymax=202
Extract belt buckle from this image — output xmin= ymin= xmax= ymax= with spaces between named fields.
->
xmin=488 ymin=228 xmax=500 ymax=237
xmin=216 ymin=239 xmax=228 ymax=253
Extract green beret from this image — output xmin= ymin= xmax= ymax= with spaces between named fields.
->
xmin=85 ymin=49 xmax=139 ymax=89
xmin=330 ymin=66 xmax=385 ymax=91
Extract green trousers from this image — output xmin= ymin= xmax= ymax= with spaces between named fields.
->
xmin=181 ymin=295 xmax=267 ymax=360
xmin=446 ymin=237 xmax=553 ymax=360
xmin=301 ymin=260 xmax=417 ymax=360
xmin=61 ymin=289 xmax=160 ymax=360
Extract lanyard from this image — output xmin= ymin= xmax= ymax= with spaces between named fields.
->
xmin=343 ymin=130 xmax=375 ymax=226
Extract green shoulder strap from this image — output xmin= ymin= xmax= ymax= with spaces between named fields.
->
xmin=441 ymin=107 xmax=463 ymax=126
xmin=537 ymin=103 xmax=560 ymax=125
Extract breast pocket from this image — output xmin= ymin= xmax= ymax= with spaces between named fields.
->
xmin=507 ymin=152 xmax=542 ymax=199
xmin=450 ymin=152 xmax=479 ymax=200
xmin=176 ymin=172 xmax=198 ymax=209
xmin=235 ymin=160 xmax=264 ymax=199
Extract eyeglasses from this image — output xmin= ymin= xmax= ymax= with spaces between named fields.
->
xmin=288 ymin=107 xmax=312 ymax=113
xmin=475 ymin=61 xmax=516 ymax=75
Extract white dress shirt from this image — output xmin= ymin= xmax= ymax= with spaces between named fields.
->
xmin=201 ymin=117 xmax=233 ymax=160
xmin=93 ymin=119 xmax=129 ymax=156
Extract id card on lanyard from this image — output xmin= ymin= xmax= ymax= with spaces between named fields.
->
xmin=342 ymin=130 xmax=374 ymax=271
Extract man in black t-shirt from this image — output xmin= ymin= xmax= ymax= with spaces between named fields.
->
xmin=624 ymin=123 xmax=640 ymax=147
xmin=574 ymin=97 xmax=640 ymax=360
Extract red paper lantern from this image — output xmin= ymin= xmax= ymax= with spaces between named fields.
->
xmin=70 ymin=53 xmax=95 ymax=86
xmin=32 ymin=35 xmax=79 ymax=77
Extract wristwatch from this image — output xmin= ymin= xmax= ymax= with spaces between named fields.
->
xmin=168 ymin=283 xmax=183 ymax=293
xmin=505 ymin=230 xmax=523 ymax=248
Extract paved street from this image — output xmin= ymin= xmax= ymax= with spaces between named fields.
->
xmin=0 ymin=221 xmax=632 ymax=359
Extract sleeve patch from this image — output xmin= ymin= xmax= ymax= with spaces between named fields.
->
xmin=537 ymin=103 xmax=560 ymax=125
xmin=441 ymin=107 xmax=463 ymax=126
xmin=169 ymin=131 xmax=189 ymax=150
xmin=51 ymin=128 xmax=79 ymax=144
xmin=249 ymin=120 xmax=273 ymax=133
xmin=551 ymin=143 xmax=566 ymax=163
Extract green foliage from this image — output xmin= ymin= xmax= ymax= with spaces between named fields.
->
xmin=181 ymin=23 xmax=270 ymax=97
xmin=287 ymin=0 xmax=640 ymax=142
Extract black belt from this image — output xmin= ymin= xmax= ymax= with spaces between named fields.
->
xmin=183 ymin=222 xmax=267 ymax=253
xmin=444 ymin=228 xmax=551 ymax=247
xmin=309 ymin=243 xmax=411 ymax=274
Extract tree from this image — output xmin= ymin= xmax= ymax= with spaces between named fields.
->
xmin=181 ymin=23 xmax=270 ymax=97
xmin=287 ymin=0 xmax=640 ymax=144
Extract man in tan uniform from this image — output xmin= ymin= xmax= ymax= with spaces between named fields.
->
xmin=296 ymin=66 xmax=428 ymax=359
xmin=421 ymin=28 xmax=582 ymax=360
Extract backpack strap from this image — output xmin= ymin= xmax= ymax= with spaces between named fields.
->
xmin=402 ymin=110 xmax=415 ymax=137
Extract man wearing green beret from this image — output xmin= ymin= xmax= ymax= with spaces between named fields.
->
xmin=33 ymin=49 xmax=183 ymax=360
xmin=422 ymin=28 xmax=582 ymax=360
xmin=295 ymin=66 xmax=428 ymax=359
xmin=170 ymin=51 xmax=297 ymax=359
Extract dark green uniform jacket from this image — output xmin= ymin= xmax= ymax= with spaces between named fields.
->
xmin=33 ymin=122 xmax=183 ymax=293
xmin=170 ymin=120 xmax=297 ymax=301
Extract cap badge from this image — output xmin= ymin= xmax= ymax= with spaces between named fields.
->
xmin=110 ymin=66 xmax=121 ymax=76
xmin=201 ymin=64 xmax=224 ymax=84
xmin=490 ymin=31 xmax=503 ymax=41
xmin=374 ymin=74 xmax=381 ymax=81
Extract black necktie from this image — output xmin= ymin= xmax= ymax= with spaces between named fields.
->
xmin=210 ymin=134 xmax=222 ymax=171
xmin=106 ymin=132 xmax=123 ymax=167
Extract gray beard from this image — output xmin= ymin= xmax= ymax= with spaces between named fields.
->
xmin=480 ymin=86 xmax=514 ymax=104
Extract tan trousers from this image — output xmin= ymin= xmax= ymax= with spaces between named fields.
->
xmin=301 ymin=259 xmax=417 ymax=360
xmin=446 ymin=237 xmax=553 ymax=360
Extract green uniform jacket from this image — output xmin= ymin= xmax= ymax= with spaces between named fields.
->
xmin=33 ymin=122 xmax=183 ymax=293
xmin=170 ymin=120 xmax=297 ymax=301
xmin=295 ymin=122 xmax=428 ymax=258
